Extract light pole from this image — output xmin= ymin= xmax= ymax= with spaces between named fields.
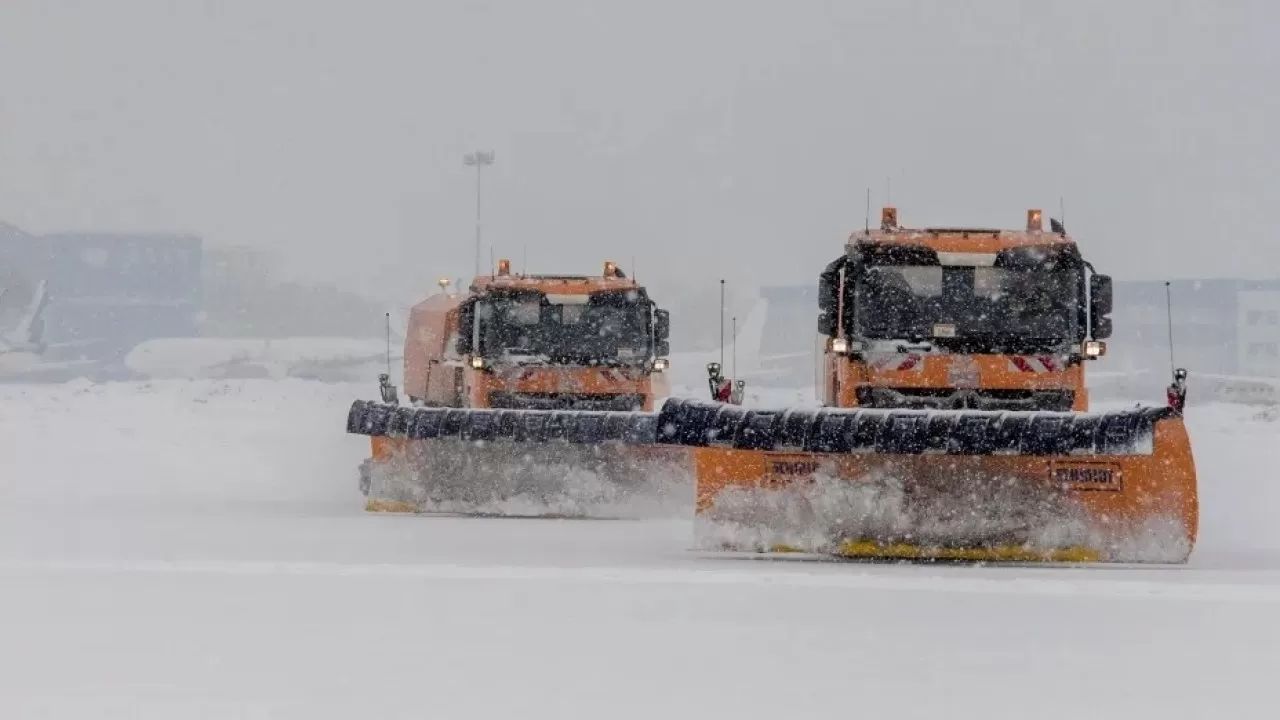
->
xmin=463 ymin=151 xmax=495 ymax=278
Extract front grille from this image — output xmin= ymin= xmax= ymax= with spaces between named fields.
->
xmin=488 ymin=392 xmax=646 ymax=411
xmin=855 ymin=386 xmax=1075 ymax=412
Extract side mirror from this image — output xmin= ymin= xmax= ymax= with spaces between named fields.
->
xmin=817 ymin=256 xmax=844 ymax=337
xmin=378 ymin=373 xmax=399 ymax=405
xmin=1092 ymin=316 xmax=1113 ymax=340
xmin=1090 ymin=273 xmax=1113 ymax=316
xmin=1089 ymin=274 xmax=1113 ymax=340
xmin=1168 ymin=367 xmax=1188 ymax=414
xmin=455 ymin=299 xmax=475 ymax=355
xmin=654 ymin=308 xmax=670 ymax=342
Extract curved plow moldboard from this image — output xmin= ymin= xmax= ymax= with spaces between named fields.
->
xmin=347 ymin=398 xmax=1176 ymax=457
xmin=346 ymin=399 xmax=661 ymax=445
xmin=652 ymin=398 xmax=1173 ymax=456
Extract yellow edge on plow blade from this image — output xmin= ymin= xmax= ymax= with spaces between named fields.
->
xmin=766 ymin=541 xmax=1102 ymax=563
xmin=365 ymin=499 xmax=419 ymax=513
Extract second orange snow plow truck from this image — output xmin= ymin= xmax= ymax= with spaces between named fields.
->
xmin=354 ymin=259 xmax=684 ymax=517
xmin=347 ymin=209 xmax=1198 ymax=563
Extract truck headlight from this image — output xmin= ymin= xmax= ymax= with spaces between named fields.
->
xmin=831 ymin=338 xmax=849 ymax=354
xmin=470 ymin=356 xmax=485 ymax=369
xmin=1084 ymin=341 xmax=1106 ymax=358
xmin=653 ymin=358 xmax=669 ymax=371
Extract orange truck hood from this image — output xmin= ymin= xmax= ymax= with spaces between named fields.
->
xmin=857 ymin=351 xmax=1080 ymax=390
xmin=482 ymin=364 xmax=651 ymax=394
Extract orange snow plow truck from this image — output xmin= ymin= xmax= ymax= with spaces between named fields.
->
xmin=352 ymin=259 xmax=686 ymax=517
xmin=690 ymin=207 xmax=1196 ymax=563
xmin=347 ymin=209 xmax=1198 ymax=563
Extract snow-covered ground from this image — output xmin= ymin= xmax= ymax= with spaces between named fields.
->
xmin=1 ymin=378 xmax=1279 ymax=718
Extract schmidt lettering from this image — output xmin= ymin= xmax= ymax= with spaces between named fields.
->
xmin=770 ymin=460 xmax=821 ymax=475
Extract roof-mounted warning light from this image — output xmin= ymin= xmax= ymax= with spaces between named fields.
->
xmin=1027 ymin=209 xmax=1043 ymax=232
xmin=881 ymin=207 xmax=898 ymax=231
xmin=497 ymin=258 xmax=511 ymax=276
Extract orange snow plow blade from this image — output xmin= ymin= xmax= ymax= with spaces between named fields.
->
xmin=689 ymin=402 xmax=1198 ymax=564
xmin=346 ymin=397 xmax=1197 ymax=562
xmin=348 ymin=402 xmax=693 ymax=519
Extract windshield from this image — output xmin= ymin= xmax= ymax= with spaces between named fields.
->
xmin=476 ymin=292 xmax=653 ymax=364
xmin=854 ymin=265 xmax=1080 ymax=344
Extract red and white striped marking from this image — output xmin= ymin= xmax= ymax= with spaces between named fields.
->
xmin=503 ymin=368 xmax=638 ymax=382
xmin=867 ymin=353 xmax=924 ymax=372
xmin=598 ymin=368 xmax=637 ymax=382
xmin=1007 ymin=355 xmax=1062 ymax=374
xmin=496 ymin=368 xmax=535 ymax=382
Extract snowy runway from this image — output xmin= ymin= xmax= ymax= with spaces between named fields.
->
xmin=1 ymin=379 xmax=1279 ymax=718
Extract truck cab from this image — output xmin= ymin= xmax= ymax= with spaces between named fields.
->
xmin=817 ymin=207 xmax=1113 ymax=412
xmin=403 ymin=260 xmax=671 ymax=412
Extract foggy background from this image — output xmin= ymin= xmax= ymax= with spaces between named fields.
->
xmin=0 ymin=0 xmax=1276 ymax=378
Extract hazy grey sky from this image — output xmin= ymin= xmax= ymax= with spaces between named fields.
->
xmin=1 ymin=1 xmax=1275 ymax=305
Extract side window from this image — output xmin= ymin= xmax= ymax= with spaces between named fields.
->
xmin=560 ymin=305 xmax=584 ymax=324
xmin=509 ymin=300 xmax=540 ymax=325
xmin=443 ymin=329 xmax=461 ymax=360
xmin=895 ymin=267 xmax=943 ymax=297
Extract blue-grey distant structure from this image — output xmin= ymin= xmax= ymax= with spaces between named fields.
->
xmin=0 ymin=224 xmax=203 ymax=379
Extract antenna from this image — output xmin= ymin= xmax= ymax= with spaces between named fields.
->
xmin=1165 ymin=281 xmax=1176 ymax=375
xmin=1060 ymin=196 xmax=1066 ymax=232
xmin=489 ymin=247 xmax=495 ymax=275
xmin=719 ymin=279 xmax=725 ymax=370
xmin=732 ymin=315 xmax=737 ymax=383
xmin=631 ymin=255 xmax=636 ymax=283
xmin=864 ymin=188 xmax=871 ymax=232
xmin=384 ymin=311 xmax=392 ymax=378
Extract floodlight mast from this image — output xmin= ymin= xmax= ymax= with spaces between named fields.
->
xmin=463 ymin=150 xmax=495 ymax=279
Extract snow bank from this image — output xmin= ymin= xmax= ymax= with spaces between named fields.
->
xmin=123 ymin=337 xmax=397 ymax=383
xmin=1182 ymin=402 xmax=1280 ymax=556
xmin=0 ymin=378 xmax=370 ymax=515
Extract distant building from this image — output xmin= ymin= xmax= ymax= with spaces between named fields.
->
xmin=759 ymin=284 xmax=817 ymax=359
xmin=756 ymin=284 xmax=820 ymax=388
xmin=0 ymin=225 xmax=203 ymax=376
xmin=199 ymin=245 xmax=389 ymax=338
xmin=1112 ymin=278 xmax=1280 ymax=378
xmin=37 ymin=232 xmax=204 ymax=365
